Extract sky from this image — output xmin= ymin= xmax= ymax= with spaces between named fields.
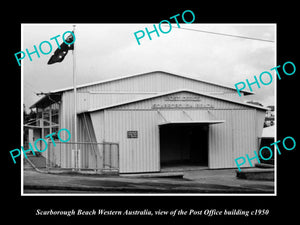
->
xmin=22 ymin=23 xmax=276 ymax=111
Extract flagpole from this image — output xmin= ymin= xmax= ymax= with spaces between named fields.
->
xmin=72 ymin=24 xmax=78 ymax=170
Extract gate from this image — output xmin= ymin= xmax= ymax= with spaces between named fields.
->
xmin=46 ymin=141 xmax=119 ymax=174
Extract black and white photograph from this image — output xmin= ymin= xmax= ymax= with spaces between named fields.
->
xmin=21 ymin=23 xmax=276 ymax=195
xmin=4 ymin=4 xmax=298 ymax=224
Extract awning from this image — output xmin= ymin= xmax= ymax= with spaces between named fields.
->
xmin=30 ymin=93 xmax=62 ymax=109
xmin=159 ymin=120 xmax=225 ymax=126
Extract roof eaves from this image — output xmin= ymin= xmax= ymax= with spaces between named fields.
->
xmin=83 ymin=89 xmax=267 ymax=114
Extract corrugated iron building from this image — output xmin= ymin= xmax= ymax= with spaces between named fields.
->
xmin=30 ymin=71 xmax=267 ymax=173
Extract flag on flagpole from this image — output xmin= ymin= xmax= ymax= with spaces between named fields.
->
xmin=47 ymin=33 xmax=74 ymax=65
xmin=46 ymin=26 xmax=79 ymax=169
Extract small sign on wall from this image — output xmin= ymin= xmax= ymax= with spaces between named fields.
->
xmin=127 ymin=130 xmax=138 ymax=138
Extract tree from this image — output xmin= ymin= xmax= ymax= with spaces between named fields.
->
xmin=23 ymin=104 xmax=37 ymax=124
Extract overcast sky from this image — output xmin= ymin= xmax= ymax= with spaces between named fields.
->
xmin=22 ymin=23 xmax=276 ymax=111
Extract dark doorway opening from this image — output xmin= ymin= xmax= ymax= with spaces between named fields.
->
xmin=159 ymin=123 xmax=209 ymax=168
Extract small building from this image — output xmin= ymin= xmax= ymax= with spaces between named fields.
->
xmin=258 ymin=125 xmax=275 ymax=164
xmin=30 ymin=71 xmax=267 ymax=173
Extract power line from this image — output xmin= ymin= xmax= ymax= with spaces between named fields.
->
xmin=166 ymin=26 xmax=275 ymax=43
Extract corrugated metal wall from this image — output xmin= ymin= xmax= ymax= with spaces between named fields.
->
xmin=103 ymin=111 xmax=160 ymax=173
xmin=56 ymin=72 xmax=259 ymax=172
xmin=89 ymin=91 xmax=265 ymax=173
xmin=59 ymin=92 xmax=99 ymax=168
xmin=61 ymin=71 xmax=244 ymax=117
xmin=208 ymin=110 xmax=257 ymax=168
xmin=59 ymin=72 xmax=244 ymax=144
xmin=90 ymin=109 xmax=260 ymax=173
xmin=77 ymin=71 xmax=239 ymax=95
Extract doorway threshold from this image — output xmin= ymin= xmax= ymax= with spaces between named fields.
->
xmin=161 ymin=164 xmax=209 ymax=173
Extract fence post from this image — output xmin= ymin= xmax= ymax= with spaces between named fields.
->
xmin=103 ymin=143 xmax=106 ymax=170
xmin=109 ymin=143 xmax=112 ymax=169
xmin=95 ymin=143 xmax=98 ymax=173
xmin=46 ymin=139 xmax=49 ymax=171
xmin=78 ymin=143 xmax=80 ymax=171
xmin=43 ymin=141 xmax=119 ymax=174
xmin=117 ymin=143 xmax=120 ymax=172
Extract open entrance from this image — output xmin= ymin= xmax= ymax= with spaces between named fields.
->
xmin=159 ymin=123 xmax=209 ymax=170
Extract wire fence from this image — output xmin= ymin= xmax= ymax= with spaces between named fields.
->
xmin=46 ymin=141 xmax=119 ymax=173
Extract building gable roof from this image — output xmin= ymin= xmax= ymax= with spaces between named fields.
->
xmin=84 ymin=89 xmax=267 ymax=113
xmin=48 ymin=70 xmax=253 ymax=95
xmin=31 ymin=71 xmax=253 ymax=109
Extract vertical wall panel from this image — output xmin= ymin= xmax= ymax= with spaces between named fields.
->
xmin=103 ymin=110 xmax=159 ymax=173
xmin=208 ymin=110 xmax=257 ymax=169
xmin=208 ymin=110 xmax=233 ymax=168
xmin=256 ymin=110 xmax=266 ymax=139
xmin=232 ymin=110 xmax=256 ymax=168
